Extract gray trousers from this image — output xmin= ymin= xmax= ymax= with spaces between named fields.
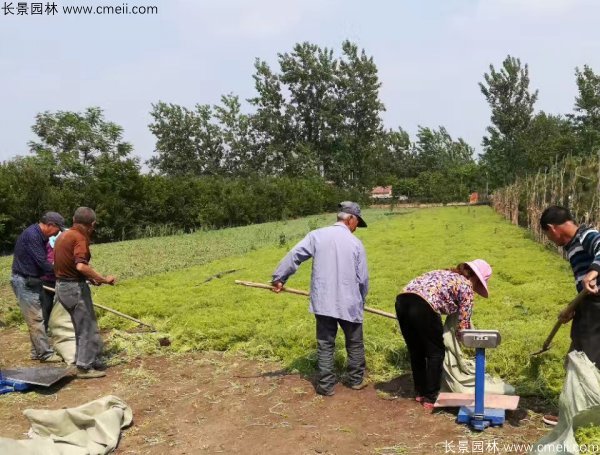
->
xmin=10 ymin=274 xmax=54 ymax=360
xmin=56 ymin=280 xmax=103 ymax=369
xmin=315 ymin=314 xmax=365 ymax=393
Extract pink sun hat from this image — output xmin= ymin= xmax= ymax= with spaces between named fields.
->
xmin=465 ymin=259 xmax=492 ymax=298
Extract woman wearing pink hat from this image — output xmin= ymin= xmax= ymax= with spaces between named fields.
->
xmin=395 ymin=259 xmax=492 ymax=410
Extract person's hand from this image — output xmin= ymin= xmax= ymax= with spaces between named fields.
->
xmin=558 ymin=308 xmax=575 ymax=324
xmin=104 ymin=275 xmax=117 ymax=286
xmin=271 ymin=281 xmax=283 ymax=293
xmin=583 ymin=270 xmax=599 ymax=294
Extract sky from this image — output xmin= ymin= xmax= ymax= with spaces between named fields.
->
xmin=1 ymin=0 xmax=600 ymax=164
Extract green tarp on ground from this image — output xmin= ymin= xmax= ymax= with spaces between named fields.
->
xmin=0 ymin=395 xmax=132 ymax=455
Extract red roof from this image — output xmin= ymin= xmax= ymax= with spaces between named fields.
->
xmin=371 ymin=186 xmax=392 ymax=195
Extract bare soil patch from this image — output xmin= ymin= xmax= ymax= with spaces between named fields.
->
xmin=0 ymin=329 xmax=550 ymax=454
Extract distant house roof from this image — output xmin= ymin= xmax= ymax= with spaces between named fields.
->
xmin=371 ymin=186 xmax=392 ymax=196
xmin=371 ymin=186 xmax=393 ymax=199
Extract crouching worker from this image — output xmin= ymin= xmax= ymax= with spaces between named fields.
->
xmin=271 ymin=202 xmax=369 ymax=396
xmin=53 ymin=207 xmax=116 ymax=379
xmin=395 ymin=259 xmax=492 ymax=410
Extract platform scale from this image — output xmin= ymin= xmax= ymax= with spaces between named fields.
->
xmin=434 ymin=329 xmax=520 ymax=431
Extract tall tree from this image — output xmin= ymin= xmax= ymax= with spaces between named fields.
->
xmin=370 ymin=127 xmax=412 ymax=184
xmin=414 ymin=126 xmax=474 ymax=173
xmin=148 ymin=102 xmax=224 ymax=176
xmin=277 ymin=42 xmax=339 ymax=178
xmin=214 ymin=94 xmax=257 ymax=176
xmin=571 ymin=65 xmax=600 ymax=156
xmin=522 ymin=112 xmax=577 ymax=170
xmin=29 ymin=107 xmax=133 ymax=183
xmin=248 ymin=59 xmax=309 ymax=176
xmin=249 ymin=41 xmax=385 ymax=186
xmin=479 ymin=56 xmax=538 ymax=187
xmin=336 ymin=40 xmax=385 ymax=187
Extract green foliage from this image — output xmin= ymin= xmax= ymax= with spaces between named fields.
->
xmin=0 ymin=210 xmax=389 ymax=290
xmin=572 ymin=65 xmax=600 ymax=156
xmin=521 ymin=112 xmax=578 ymax=170
xmin=29 ymin=106 xmax=134 ymax=183
xmin=55 ymin=207 xmax=574 ymax=400
xmin=575 ymin=424 xmax=600 ymax=451
xmin=0 ymin=154 xmax=364 ymax=251
xmin=479 ymin=55 xmax=539 ymax=187
xmin=147 ymin=102 xmax=225 ymax=177
xmin=413 ymin=126 xmax=474 ymax=174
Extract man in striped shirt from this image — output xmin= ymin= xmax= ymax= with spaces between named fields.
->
xmin=540 ymin=205 xmax=600 ymax=368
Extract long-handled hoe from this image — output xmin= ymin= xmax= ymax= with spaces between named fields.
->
xmin=530 ymin=290 xmax=587 ymax=356
xmin=43 ymin=285 xmax=156 ymax=332
xmin=234 ymin=280 xmax=397 ymax=320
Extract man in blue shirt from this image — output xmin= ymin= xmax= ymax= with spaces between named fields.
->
xmin=11 ymin=211 xmax=65 ymax=362
xmin=272 ymin=202 xmax=369 ymax=396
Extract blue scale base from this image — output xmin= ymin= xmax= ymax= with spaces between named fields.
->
xmin=457 ymin=406 xmax=505 ymax=431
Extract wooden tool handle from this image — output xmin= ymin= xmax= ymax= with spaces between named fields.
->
xmin=234 ymin=280 xmax=397 ymax=320
xmin=541 ymin=289 xmax=588 ymax=350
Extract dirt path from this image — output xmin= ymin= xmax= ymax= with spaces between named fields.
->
xmin=0 ymin=329 xmax=550 ymax=454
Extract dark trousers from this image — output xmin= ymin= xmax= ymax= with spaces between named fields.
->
xmin=40 ymin=282 xmax=56 ymax=332
xmin=56 ymin=280 xmax=103 ymax=369
xmin=395 ymin=293 xmax=445 ymax=402
xmin=571 ymin=296 xmax=600 ymax=367
xmin=315 ymin=314 xmax=365 ymax=393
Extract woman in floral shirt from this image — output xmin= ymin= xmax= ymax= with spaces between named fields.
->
xmin=395 ymin=259 xmax=492 ymax=409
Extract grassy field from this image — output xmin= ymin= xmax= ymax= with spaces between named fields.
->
xmin=0 ymin=206 xmax=577 ymax=399
xmin=0 ymin=210 xmax=390 ymax=320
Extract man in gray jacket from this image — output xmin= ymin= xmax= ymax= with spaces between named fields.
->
xmin=272 ymin=202 xmax=369 ymax=396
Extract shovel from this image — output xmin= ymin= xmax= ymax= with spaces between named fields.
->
xmin=531 ymin=290 xmax=588 ymax=356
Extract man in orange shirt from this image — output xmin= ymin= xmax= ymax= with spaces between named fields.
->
xmin=54 ymin=207 xmax=116 ymax=379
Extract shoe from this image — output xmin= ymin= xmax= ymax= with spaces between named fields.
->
xmin=422 ymin=401 xmax=435 ymax=411
xmin=316 ymin=386 xmax=335 ymax=396
xmin=415 ymin=396 xmax=425 ymax=403
xmin=543 ymin=414 xmax=558 ymax=426
xmin=41 ymin=353 xmax=63 ymax=363
xmin=76 ymin=368 xmax=106 ymax=379
xmin=92 ymin=360 xmax=107 ymax=371
xmin=349 ymin=380 xmax=368 ymax=390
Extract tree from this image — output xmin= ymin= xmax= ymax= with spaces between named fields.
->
xmin=277 ymin=42 xmax=339 ymax=178
xmin=571 ymin=65 xmax=600 ymax=156
xmin=336 ymin=40 xmax=385 ymax=187
xmin=248 ymin=59 xmax=309 ymax=176
xmin=414 ymin=126 xmax=474 ymax=173
xmin=29 ymin=107 xmax=134 ymax=184
xmin=479 ymin=56 xmax=538 ymax=187
xmin=522 ymin=112 xmax=577 ymax=170
xmin=248 ymin=41 xmax=385 ymax=186
xmin=213 ymin=94 xmax=258 ymax=176
xmin=148 ymin=102 xmax=224 ymax=176
xmin=370 ymin=127 xmax=412 ymax=184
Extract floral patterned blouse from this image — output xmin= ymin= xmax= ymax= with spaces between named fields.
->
xmin=402 ymin=270 xmax=474 ymax=330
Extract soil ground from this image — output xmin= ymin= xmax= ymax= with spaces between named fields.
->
xmin=0 ymin=329 xmax=551 ymax=455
